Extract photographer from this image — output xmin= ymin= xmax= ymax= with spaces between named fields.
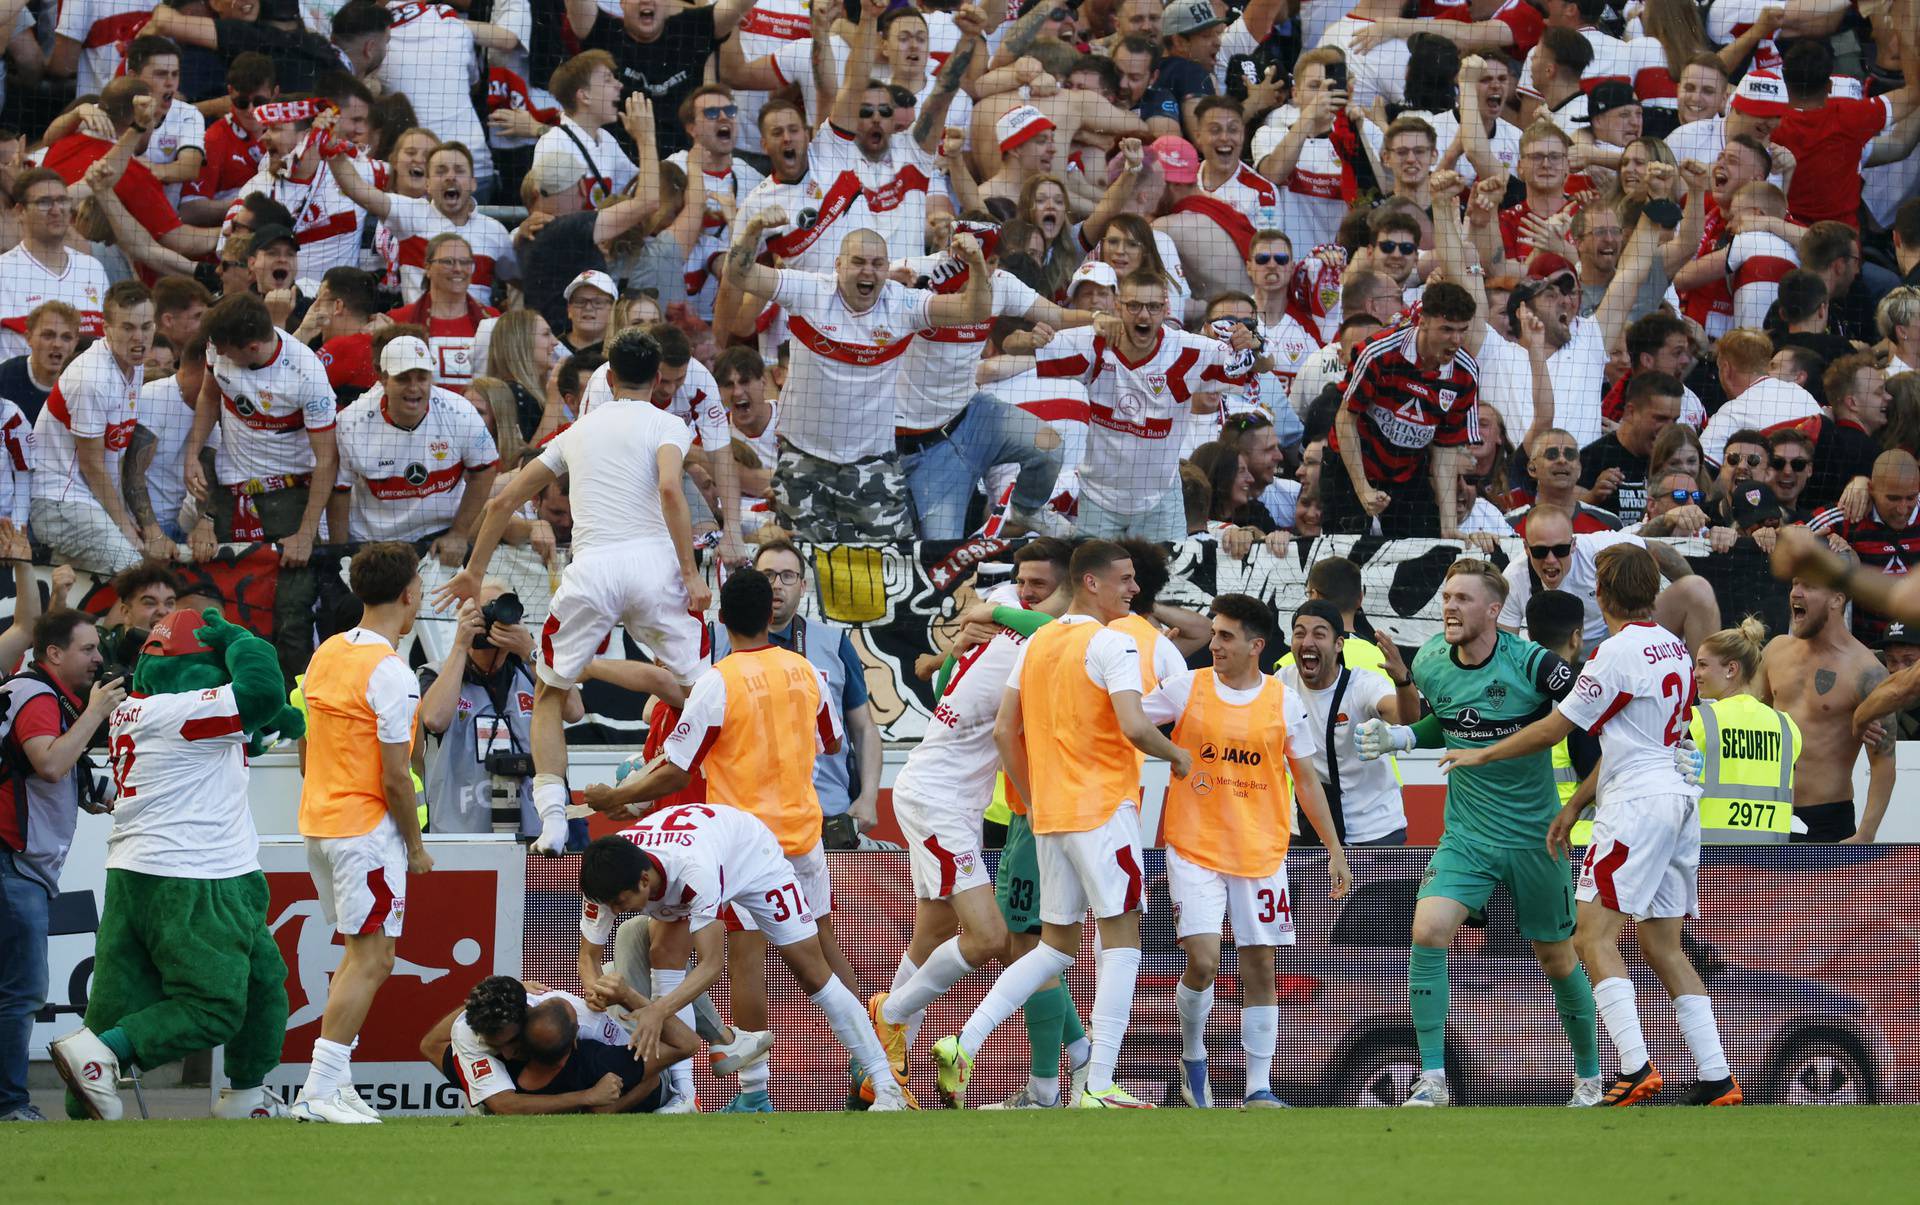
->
xmin=0 ymin=609 xmax=126 ymax=1121
xmin=417 ymin=582 xmax=686 ymax=838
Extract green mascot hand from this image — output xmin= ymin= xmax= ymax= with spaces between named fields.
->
xmin=194 ymin=607 xmax=251 ymax=654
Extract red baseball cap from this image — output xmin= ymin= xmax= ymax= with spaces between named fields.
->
xmin=1147 ymin=135 xmax=1199 ymax=184
xmin=142 ymin=610 xmax=210 ymax=659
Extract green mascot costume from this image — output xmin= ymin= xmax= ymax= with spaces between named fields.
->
xmin=47 ymin=608 xmax=306 ymax=1120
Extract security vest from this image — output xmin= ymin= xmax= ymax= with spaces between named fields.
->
xmin=0 ymin=671 xmax=90 ymax=893
xmin=1689 ymin=694 xmax=1798 ymax=843
xmin=1560 ymin=738 xmax=1594 ymax=845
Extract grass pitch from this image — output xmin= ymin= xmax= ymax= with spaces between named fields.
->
xmin=10 ymin=1107 xmax=1920 ymax=1203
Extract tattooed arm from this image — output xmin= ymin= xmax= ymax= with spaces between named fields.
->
xmin=722 ymin=211 xmax=784 ymax=297
xmin=989 ymin=0 xmax=1068 ymax=69
xmin=914 ymin=8 xmax=984 ymax=151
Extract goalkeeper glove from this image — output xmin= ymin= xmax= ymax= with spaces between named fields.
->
xmin=1673 ymin=737 xmax=1705 ymax=788
xmin=1355 ymin=717 xmax=1415 ymax=761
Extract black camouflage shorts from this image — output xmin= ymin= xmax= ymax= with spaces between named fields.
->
xmin=774 ymin=442 xmax=915 ymax=543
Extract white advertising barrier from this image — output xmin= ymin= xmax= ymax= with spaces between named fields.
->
xmin=209 ymin=835 xmax=524 ymax=1115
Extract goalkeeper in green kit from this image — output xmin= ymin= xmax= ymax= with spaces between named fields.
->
xmin=1355 ymin=559 xmax=1602 ymax=1107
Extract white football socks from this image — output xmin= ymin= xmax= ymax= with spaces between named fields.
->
xmin=1242 ymin=1005 xmax=1278 ymax=1097
xmin=1175 ymin=982 xmax=1213 ymax=1062
xmin=886 ymin=953 xmax=925 ymax=1051
xmin=301 ymin=1037 xmax=352 ymax=1101
xmin=1593 ymin=977 xmax=1649 ymax=1075
xmin=738 ymin=1059 xmax=770 ymax=1095
xmin=1088 ymin=946 xmax=1142 ymax=1093
xmin=960 ymin=943 xmax=1075 ymax=1058
xmin=810 ymin=979 xmax=897 ymax=1098
xmin=651 ymin=966 xmax=698 ymax=1100
xmin=886 ymin=937 xmax=974 ymax=1031
xmin=1673 ymin=994 xmax=1730 ymax=1080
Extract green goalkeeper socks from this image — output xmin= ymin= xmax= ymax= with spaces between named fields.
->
xmin=1551 ymin=966 xmax=1601 ymax=1080
xmin=1060 ymin=973 xmax=1086 ymax=1047
xmin=1409 ymin=946 xmax=1450 ymax=1073
xmin=1023 ymin=979 xmax=1069 ymax=1079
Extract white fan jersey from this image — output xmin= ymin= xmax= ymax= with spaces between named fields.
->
xmin=105 ymin=685 xmax=258 ymax=879
xmin=770 ymin=268 xmax=935 ymax=461
xmin=31 ymin=339 xmax=140 ymax=510
xmin=1557 ymin=620 xmax=1700 ymax=805
xmin=334 ymin=387 xmax=500 ymax=542
xmin=1035 ymin=326 xmax=1251 ymax=514
xmin=579 ymin=359 xmax=729 ymax=449
xmin=0 ymin=244 xmax=110 ymax=360
xmin=383 ymin=196 xmax=516 ymax=305
xmin=205 ymin=334 xmax=338 ymax=484
xmin=894 ymin=259 xmax=1044 ymax=430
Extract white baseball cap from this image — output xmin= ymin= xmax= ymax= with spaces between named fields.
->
xmin=379 ymin=335 xmax=434 ymax=378
xmin=1070 ymin=260 xmax=1118 ymax=290
xmin=996 ymin=105 xmax=1055 ymax=153
xmin=564 ymin=269 xmax=618 ymax=302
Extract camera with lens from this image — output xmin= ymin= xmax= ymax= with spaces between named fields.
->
xmin=485 ymin=751 xmax=533 ymax=778
xmin=473 ymin=592 xmax=524 ymax=651
xmin=98 ymin=626 xmax=147 ymax=691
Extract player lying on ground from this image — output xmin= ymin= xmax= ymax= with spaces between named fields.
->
xmin=575 ymin=805 xmax=914 ymax=1111
xmin=1444 ymin=545 xmax=1741 ymax=1107
xmin=1141 ymin=595 xmax=1353 ymax=1109
xmin=577 ymin=911 xmax=772 ymax=1110
xmin=421 ymin=975 xmax=695 ymax=1115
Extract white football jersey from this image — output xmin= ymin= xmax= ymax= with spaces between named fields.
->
xmin=0 ymin=244 xmax=110 ymax=361
xmin=730 ymin=0 xmax=812 ymax=154
xmin=451 ymin=988 xmax=629 ymax=1109
xmin=232 ymin=154 xmax=375 ymax=281
xmin=535 ymin=397 xmax=689 ymax=551
xmin=32 ymin=339 xmax=140 ymax=510
xmin=590 ymin=805 xmax=791 ymax=929
xmin=136 ymin=375 xmax=218 ymax=538
xmin=1035 ymin=326 xmax=1250 ymax=514
xmin=147 ymin=99 xmax=208 ymax=209
xmin=206 ymin=334 xmax=338 ymax=484
xmin=579 ymin=359 xmax=729 ymax=449
xmin=335 ymin=387 xmax=499 ymax=542
xmin=1558 ymin=621 xmax=1700 ymax=804
xmin=894 ymin=261 xmax=1044 ymax=430
xmin=383 ymin=196 xmax=515 ymax=306
xmin=804 ymin=124 xmax=941 ymax=263
xmin=0 ymin=398 xmax=28 ymax=527
xmin=893 ymin=625 xmax=1030 ymax=808
xmin=770 ymin=269 xmax=935 ymax=461
xmin=376 ymin=4 xmax=491 ymax=180
xmin=105 ymin=685 xmax=257 ymax=879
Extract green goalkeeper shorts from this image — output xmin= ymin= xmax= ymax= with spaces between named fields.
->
xmin=994 ymin=812 xmax=1042 ymax=935
xmin=1417 ymin=833 xmax=1576 ymax=943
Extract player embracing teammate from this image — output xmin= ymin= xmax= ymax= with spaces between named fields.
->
xmin=1444 ymin=546 xmax=1740 ymax=1106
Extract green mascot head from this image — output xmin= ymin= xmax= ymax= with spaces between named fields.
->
xmin=134 ymin=608 xmax=306 ymax=749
